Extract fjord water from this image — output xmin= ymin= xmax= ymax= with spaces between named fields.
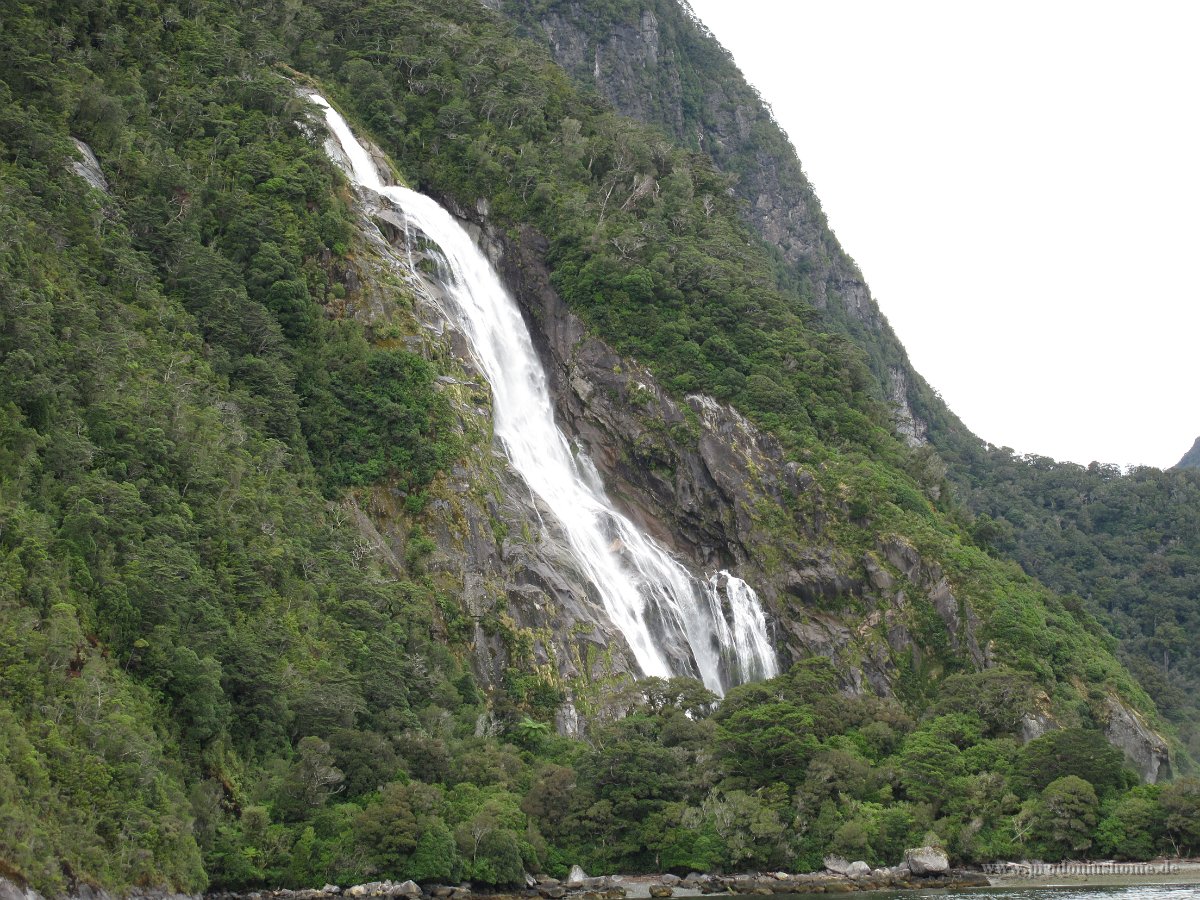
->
xmin=310 ymin=94 xmax=777 ymax=693
xmin=857 ymin=888 xmax=1200 ymax=900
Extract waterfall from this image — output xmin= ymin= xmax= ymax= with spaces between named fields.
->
xmin=310 ymin=93 xmax=777 ymax=694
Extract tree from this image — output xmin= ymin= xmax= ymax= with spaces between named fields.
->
xmin=1016 ymin=729 xmax=1131 ymax=797
xmin=1033 ymin=776 xmax=1099 ymax=860
xmin=713 ymin=701 xmax=817 ymax=785
xmin=276 ymin=737 xmax=346 ymax=822
xmin=1095 ymin=787 xmax=1164 ymax=860
xmin=896 ymin=731 xmax=961 ymax=807
xmin=409 ymin=819 xmax=463 ymax=883
xmin=1160 ymin=777 xmax=1200 ymax=856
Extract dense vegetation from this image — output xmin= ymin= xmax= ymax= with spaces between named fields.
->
xmin=952 ymin=451 xmax=1200 ymax=756
xmin=0 ymin=0 xmax=1191 ymax=894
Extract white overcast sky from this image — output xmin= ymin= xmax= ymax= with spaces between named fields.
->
xmin=686 ymin=0 xmax=1199 ymax=470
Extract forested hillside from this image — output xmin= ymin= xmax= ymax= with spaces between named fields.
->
xmin=497 ymin=0 xmax=1200 ymax=762
xmin=1 ymin=0 xmax=1196 ymax=895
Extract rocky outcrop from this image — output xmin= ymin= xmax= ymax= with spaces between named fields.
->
xmin=1103 ymin=695 xmax=1171 ymax=783
xmin=67 ymin=138 xmax=109 ymax=193
xmin=903 ymin=847 xmax=949 ymax=875
xmin=540 ymin=8 xmax=683 ymax=138
xmin=888 ymin=366 xmax=927 ymax=447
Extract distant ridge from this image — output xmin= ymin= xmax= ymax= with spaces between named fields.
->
xmin=1176 ymin=436 xmax=1200 ymax=469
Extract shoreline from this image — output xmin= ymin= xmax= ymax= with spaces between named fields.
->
xmin=7 ymin=862 xmax=1200 ymax=900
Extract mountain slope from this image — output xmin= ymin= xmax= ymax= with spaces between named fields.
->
xmin=496 ymin=0 xmax=1200 ymax=758
xmin=1177 ymin=437 xmax=1200 ymax=469
xmin=497 ymin=0 xmax=955 ymax=448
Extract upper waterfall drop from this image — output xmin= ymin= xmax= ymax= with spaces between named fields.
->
xmin=309 ymin=93 xmax=777 ymax=694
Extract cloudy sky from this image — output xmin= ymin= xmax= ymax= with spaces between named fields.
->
xmin=687 ymin=0 xmax=1199 ymax=469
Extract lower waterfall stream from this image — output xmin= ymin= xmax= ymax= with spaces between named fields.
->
xmin=311 ymin=93 xmax=777 ymax=694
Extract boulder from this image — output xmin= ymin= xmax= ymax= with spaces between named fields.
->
xmin=660 ymin=876 xmax=681 ymax=887
xmin=903 ymin=846 xmax=949 ymax=875
xmin=822 ymin=857 xmax=851 ymax=876
xmin=394 ymin=884 xmax=421 ymax=899
xmin=648 ymin=889 xmax=673 ymax=899
xmin=322 ymin=887 xmax=342 ymax=896
xmin=567 ymin=866 xmax=589 ymax=885
xmin=846 ymin=862 xmax=871 ymax=878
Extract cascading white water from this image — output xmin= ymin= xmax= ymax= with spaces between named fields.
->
xmin=310 ymin=93 xmax=777 ymax=694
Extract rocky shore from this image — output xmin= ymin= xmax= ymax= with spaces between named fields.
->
xmin=2 ymin=849 xmax=989 ymax=900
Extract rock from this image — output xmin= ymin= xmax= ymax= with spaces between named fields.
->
xmin=537 ymin=888 xmax=565 ymax=900
xmin=566 ymin=866 xmax=589 ymax=885
xmin=0 ymin=881 xmax=46 ymax=900
xmin=946 ymin=872 xmax=990 ymax=888
xmin=322 ymin=887 xmax=342 ymax=895
xmin=846 ymin=862 xmax=871 ymax=878
xmin=904 ymin=846 xmax=950 ymax=875
xmin=535 ymin=877 xmax=560 ymax=887
xmin=68 ymin=138 xmax=109 ymax=193
xmin=1103 ymin=695 xmax=1172 ymax=783
xmin=823 ymin=856 xmax=851 ymax=875
xmin=394 ymin=883 xmax=421 ymax=898
xmin=660 ymin=876 xmax=680 ymax=886
xmin=648 ymin=888 xmax=672 ymax=899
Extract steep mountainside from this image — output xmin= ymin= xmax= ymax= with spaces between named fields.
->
xmin=0 ymin=0 xmax=1195 ymax=895
xmin=1177 ymin=437 xmax=1200 ymax=470
xmin=498 ymin=0 xmax=953 ymax=448
xmin=498 ymin=0 xmax=1200 ymax=758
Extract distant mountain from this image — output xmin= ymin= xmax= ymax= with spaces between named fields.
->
xmin=1176 ymin=437 xmax=1200 ymax=470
